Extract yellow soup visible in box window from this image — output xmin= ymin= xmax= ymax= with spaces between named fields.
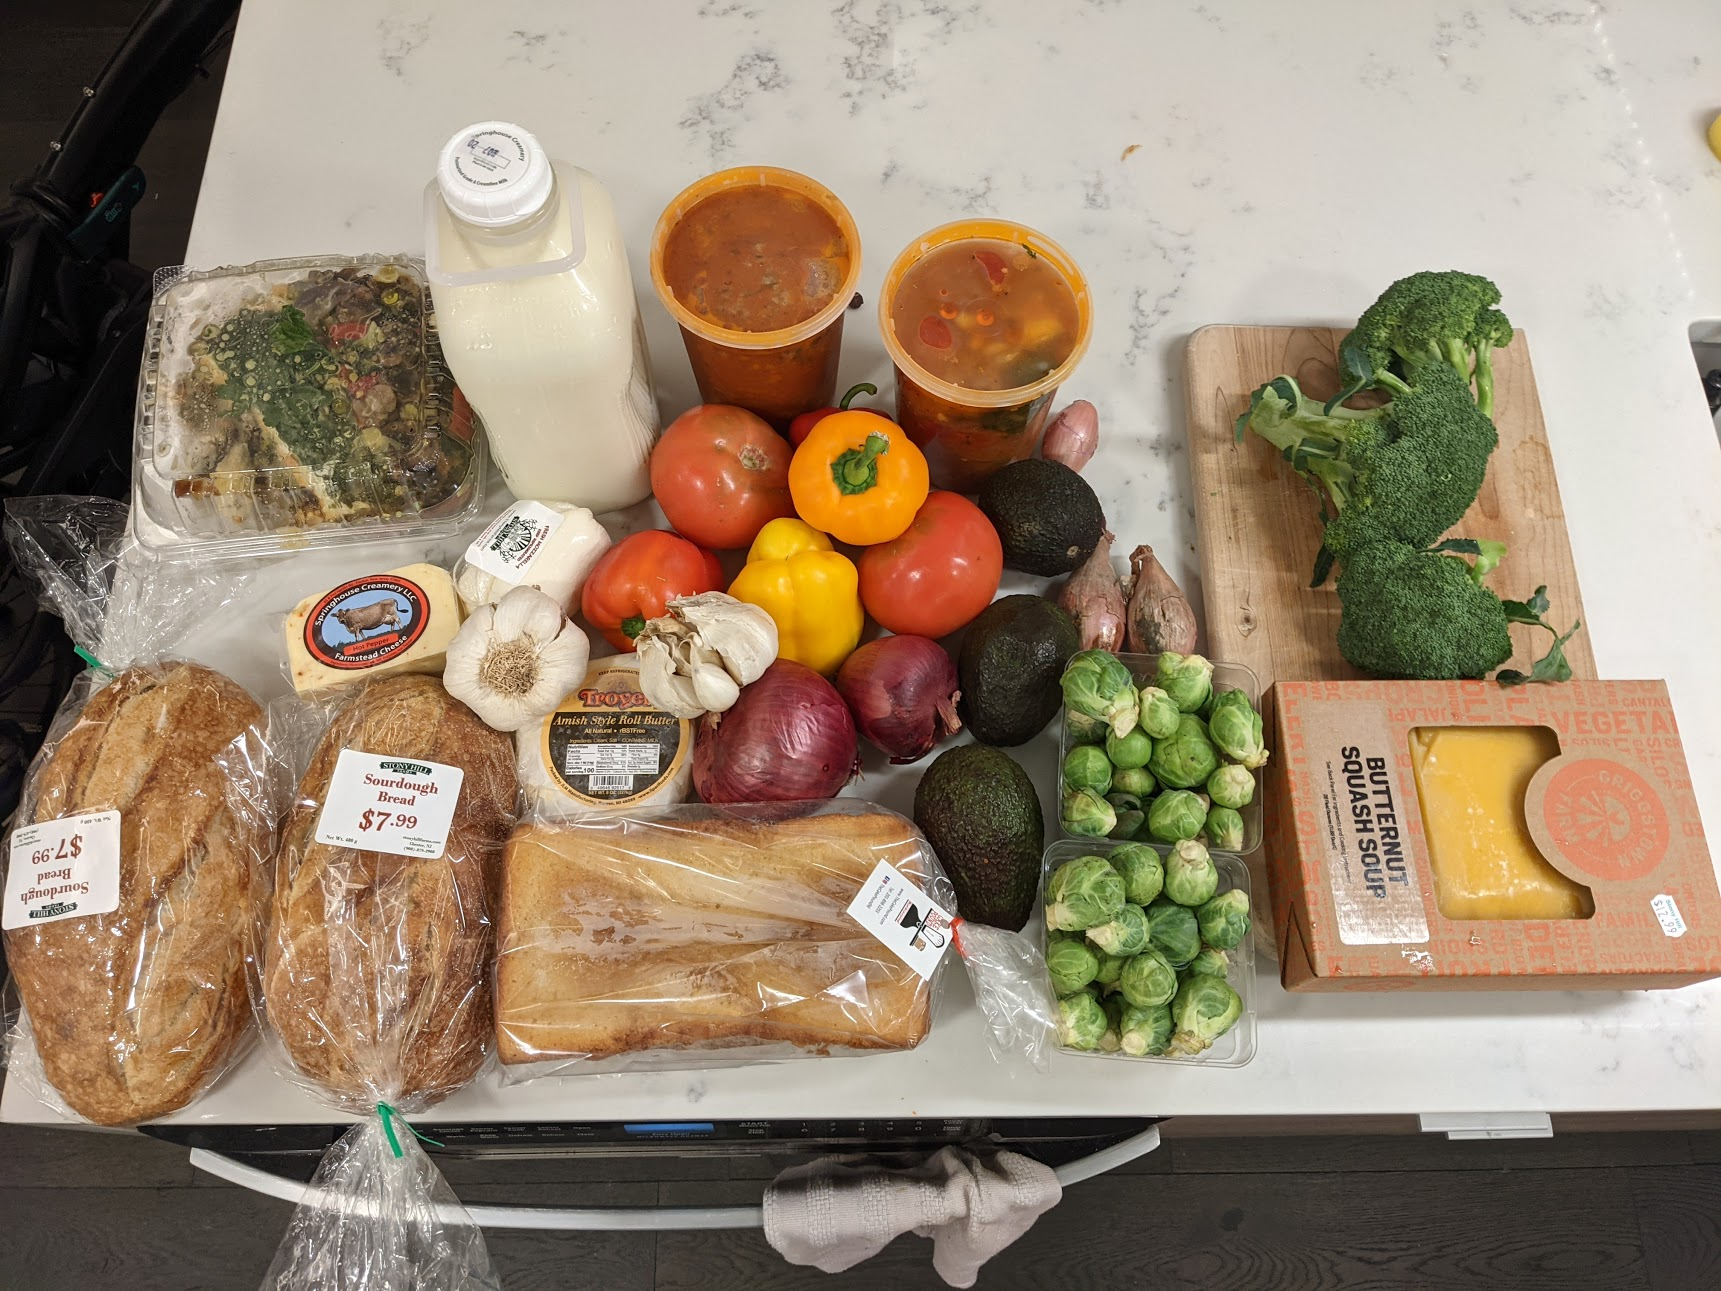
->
xmin=1409 ymin=727 xmax=1594 ymax=921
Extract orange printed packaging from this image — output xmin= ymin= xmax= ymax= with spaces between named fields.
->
xmin=1263 ymin=679 xmax=1721 ymax=992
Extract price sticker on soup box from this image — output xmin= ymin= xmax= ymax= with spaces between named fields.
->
xmin=847 ymin=860 xmax=954 ymax=980
xmin=314 ymin=750 xmax=464 ymax=859
xmin=3 ymin=810 xmax=121 ymax=930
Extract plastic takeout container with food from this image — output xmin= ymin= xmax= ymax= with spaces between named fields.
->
xmin=1058 ymin=655 xmax=1264 ymax=853
xmin=1040 ymin=838 xmax=1257 ymax=1068
xmin=131 ymin=254 xmax=485 ymax=561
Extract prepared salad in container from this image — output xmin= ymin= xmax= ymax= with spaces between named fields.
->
xmin=132 ymin=254 xmax=484 ymax=559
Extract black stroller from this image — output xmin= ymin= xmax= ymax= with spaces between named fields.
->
xmin=0 ymin=0 xmax=238 ymax=821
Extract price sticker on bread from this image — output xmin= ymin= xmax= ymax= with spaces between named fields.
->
xmin=4 ymin=810 xmax=121 ymax=929
xmin=314 ymin=749 xmax=465 ymax=859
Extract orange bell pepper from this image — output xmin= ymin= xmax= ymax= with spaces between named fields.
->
xmin=788 ymin=409 xmax=929 ymax=546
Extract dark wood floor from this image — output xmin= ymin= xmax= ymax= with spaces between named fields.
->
xmin=4 ymin=6 xmax=1721 ymax=1291
xmin=2 ymin=1122 xmax=1718 ymax=1289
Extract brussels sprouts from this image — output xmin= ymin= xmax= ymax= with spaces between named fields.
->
xmin=1108 ymin=843 xmax=1164 ymax=906
xmin=1056 ymin=990 xmax=1110 ymax=1051
xmin=1046 ymin=936 xmax=1101 ymax=995
xmin=1196 ymin=888 xmax=1252 ymax=950
xmin=1107 ymin=791 xmax=1142 ymax=815
xmin=1203 ymin=805 xmax=1246 ymax=853
xmin=1097 ymin=994 xmax=1124 ymax=1053
xmin=1092 ymin=948 xmax=1126 ymax=992
xmin=1118 ymin=1002 xmax=1175 ymax=1056
xmin=1164 ymin=838 xmax=1220 ymax=906
xmin=1188 ymin=946 xmax=1230 ymax=979
xmin=1206 ymin=764 xmax=1255 ymax=811
xmin=1147 ymin=789 xmax=1208 ymax=843
xmin=1105 ymin=726 xmax=1154 ymax=771
xmin=1064 ymin=709 xmax=1108 ymax=745
xmin=1147 ymin=714 xmax=1221 ymax=790
xmin=1118 ymin=944 xmax=1179 ymax=1008
xmin=1112 ymin=765 xmax=1157 ymax=798
xmin=1086 ymin=902 xmax=1150 ymax=956
xmin=1044 ymin=855 xmax=1127 ymax=931
xmin=1155 ymin=651 xmax=1215 ymax=713
xmin=1063 ymin=744 xmax=1114 ymax=796
xmin=1145 ymin=898 xmax=1202 ymax=966
xmin=1061 ymin=787 xmax=1117 ymax=838
xmin=1166 ymin=974 xmax=1243 ymax=1055
xmin=1061 ymin=650 xmax=1139 ymax=738
xmin=1136 ymin=685 xmax=1182 ymax=740
xmin=1208 ymin=689 xmax=1269 ymax=769
xmin=1108 ymin=809 xmax=1145 ymax=840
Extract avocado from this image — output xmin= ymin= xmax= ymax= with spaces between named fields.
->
xmin=913 ymin=744 xmax=1044 ymax=930
xmin=958 ymin=594 xmax=1080 ymax=746
xmin=978 ymin=459 xmax=1105 ymax=575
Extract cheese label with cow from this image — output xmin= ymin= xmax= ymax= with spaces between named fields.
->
xmin=284 ymin=563 xmax=462 ymax=694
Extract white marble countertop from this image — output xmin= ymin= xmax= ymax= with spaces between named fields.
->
xmin=10 ymin=0 xmax=1721 ymax=1127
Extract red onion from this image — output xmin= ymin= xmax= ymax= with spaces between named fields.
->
xmin=693 ymin=660 xmax=858 ymax=802
xmin=835 ymin=635 xmax=961 ymax=764
xmin=1040 ymin=400 xmax=1099 ymax=472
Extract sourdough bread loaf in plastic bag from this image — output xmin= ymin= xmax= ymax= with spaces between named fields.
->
xmin=1 ymin=497 xmax=272 ymax=1125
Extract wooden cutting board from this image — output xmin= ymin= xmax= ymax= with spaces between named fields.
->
xmin=1184 ymin=326 xmax=1594 ymax=693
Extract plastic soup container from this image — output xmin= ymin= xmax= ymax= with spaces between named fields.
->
xmin=651 ymin=167 xmax=862 ymax=430
xmin=879 ymin=219 xmax=1092 ymax=492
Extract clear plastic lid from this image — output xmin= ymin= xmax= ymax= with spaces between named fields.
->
xmin=131 ymin=254 xmax=485 ymax=562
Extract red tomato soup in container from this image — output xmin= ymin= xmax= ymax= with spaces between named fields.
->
xmin=651 ymin=167 xmax=862 ymax=430
xmin=879 ymin=219 xmax=1091 ymax=491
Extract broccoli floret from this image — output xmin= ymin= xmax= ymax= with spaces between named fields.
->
xmin=1337 ymin=270 xmax=1513 ymax=417
xmin=1334 ymin=540 xmax=1513 ymax=679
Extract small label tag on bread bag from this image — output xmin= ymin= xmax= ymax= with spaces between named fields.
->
xmin=314 ymin=749 xmax=465 ymax=859
xmin=847 ymin=861 xmax=954 ymax=980
xmin=3 ymin=811 xmax=121 ymax=929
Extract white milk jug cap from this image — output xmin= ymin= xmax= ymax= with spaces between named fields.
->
xmin=437 ymin=122 xmax=555 ymax=226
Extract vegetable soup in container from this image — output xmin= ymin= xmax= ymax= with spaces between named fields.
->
xmin=879 ymin=219 xmax=1092 ymax=492
xmin=650 ymin=167 xmax=862 ymax=430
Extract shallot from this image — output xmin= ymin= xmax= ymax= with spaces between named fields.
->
xmin=1040 ymin=400 xmax=1099 ymax=472
xmin=835 ymin=635 xmax=961 ymax=764
xmin=1056 ymin=530 xmax=1127 ymax=652
xmin=1124 ymin=544 xmax=1199 ymax=656
xmin=692 ymin=660 xmax=858 ymax=803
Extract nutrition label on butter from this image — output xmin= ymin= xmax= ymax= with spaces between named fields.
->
xmin=564 ymin=744 xmax=661 ymax=777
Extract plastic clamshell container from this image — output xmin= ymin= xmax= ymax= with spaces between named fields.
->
xmin=1041 ymin=838 xmax=1257 ymax=1068
xmin=131 ymin=254 xmax=485 ymax=561
xmin=1057 ymin=655 xmax=1264 ymax=853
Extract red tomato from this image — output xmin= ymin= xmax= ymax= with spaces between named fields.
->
xmin=787 ymin=382 xmax=881 ymax=447
xmin=857 ymin=491 xmax=1003 ymax=638
xmin=650 ymin=405 xmax=795 ymax=550
xmin=581 ymin=530 xmax=725 ymax=650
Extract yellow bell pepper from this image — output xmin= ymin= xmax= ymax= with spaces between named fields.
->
xmin=728 ymin=518 xmax=863 ymax=675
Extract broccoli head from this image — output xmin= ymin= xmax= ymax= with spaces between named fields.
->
xmin=1337 ymin=270 xmax=1513 ymax=416
xmin=1335 ymin=540 xmax=1513 ymax=679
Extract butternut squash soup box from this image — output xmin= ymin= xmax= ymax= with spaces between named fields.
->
xmin=1263 ymin=679 xmax=1721 ymax=992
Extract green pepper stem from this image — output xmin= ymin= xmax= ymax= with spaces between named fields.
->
xmin=620 ymin=615 xmax=646 ymax=639
xmin=838 ymin=382 xmax=878 ymax=410
xmin=832 ymin=432 xmax=891 ymax=495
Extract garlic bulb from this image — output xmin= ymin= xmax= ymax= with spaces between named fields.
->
xmin=635 ymin=593 xmax=778 ymax=719
xmin=443 ymin=585 xmax=591 ymax=732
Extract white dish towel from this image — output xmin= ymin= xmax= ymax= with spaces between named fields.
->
xmin=763 ymin=1145 xmax=1063 ymax=1287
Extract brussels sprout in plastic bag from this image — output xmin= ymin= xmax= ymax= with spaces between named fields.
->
xmin=1044 ymin=855 xmax=1126 ymax=930
xmin=1061 ymin=787 xmax=1117 ymax=838
xmin=1197 ymin=888 xmax=1252 ymax=950
xmin=1085 ymin=903 xmax=1150 ymax=957
xmin=1208 ymin=689 xmax=1269 ymax=769
xmin=1147 ymin=788 xmax=1207 ymax=843
xmin=1206 ymin=763 xmax=1255 ymax=810
xmin=1046 ymin=936 xmax=1101 ymax=995
xmin=1056 ymin=991 xmax=1109 ymax=1051
xmin=1118 ymin=945 xmax=1178 ymax=1008
xmin=1108 ymin=843 xmax=1164 ymax=906
xmin=1063 ymin=744 xmax=1113 ymax=796
xmin=1060 ymin=650 xmax=1139 ymax=738
xmin=1188 ymin=946 xmax=1230 ymax=979
xmin=1097 ymin=995 xmax=1124 ymax=1053
xmin=1092 ymin=948 xmax=1126 ymax=993
xmin=1136 ymin=685 xmax=1182 ymax=740
xmin=1203 ymin=805 xmax=1245 ymax=853
xmin=1112 ymin=765 xmax=1156 ymax=798
xmin=1147 ymin=714 xmax=1221 ymax=790
xmin=1145 ymin=898 xmax=1201 ymax=966
xmin=1064 ymin=709 xmax=1108 ymax=745
xmin=1106 ymin=791 xmax=1143 ymax=815
xmin=1164 ymin=838 xmax=1220 ymax=906
xmin=1104 ymin=726 xmax=1153 ymax=770
xmin=1108 ymin=808 xmax=1145 ymax=840
xmin=1166 ymin=975 xmax=1243 ymax=1056
xmin=1155 ymin=651 xmax=1214 ymax=713
xmin=1118 ymin=1002 xmax=1175 ymax=1056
